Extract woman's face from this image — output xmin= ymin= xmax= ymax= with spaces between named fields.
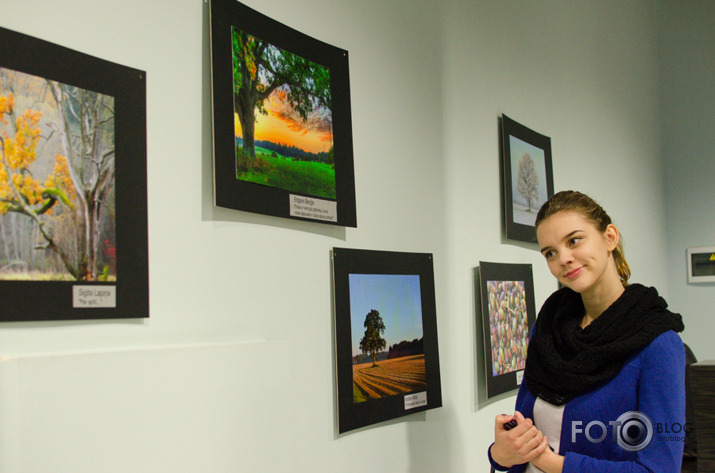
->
xmin=536 ymin=211 xmax=620 ymax=294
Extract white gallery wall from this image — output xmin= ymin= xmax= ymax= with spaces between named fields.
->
xmin=659 ymin=2 xmax=715 ymax=361
xmin=0 ymin=1 xmax=711 ymax=472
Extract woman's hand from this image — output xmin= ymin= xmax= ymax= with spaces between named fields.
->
xmin=490 ymin=411 xmax=549 ymax=468
xmin=530 ymin=442 xmax=564 ymax=473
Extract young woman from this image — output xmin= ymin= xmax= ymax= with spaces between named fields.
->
xmin=488 ymin=191 xmax=685 ymax=473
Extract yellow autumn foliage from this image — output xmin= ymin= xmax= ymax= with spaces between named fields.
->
xmin=44 ymin=154 xmax=76 ymax=213
xmin=0 ymin=93 xmax=74 ymax=216
xmin=4 ymin=109 xmax=43 ymax=170
xmin=0 ymin=92 xmax=14 ymax=123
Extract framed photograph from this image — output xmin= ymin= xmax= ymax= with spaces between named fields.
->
xmin=209 ymin=0 xmax=357 ymax=227
xmin=500 ymin=114 xmax=553 ymax=243
xmin=0 ymin=27 xmax=148 ymax=321
xmin=477 ymin=262 xmax=536 ymax=398
xmin=687 ymin=246 xmax=715 ymax=283
xmin=332 ymin=248 xmax=442 ymax=433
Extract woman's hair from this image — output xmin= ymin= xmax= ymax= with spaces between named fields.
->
xmin=535 ymin=190 xmax=631 ymax=286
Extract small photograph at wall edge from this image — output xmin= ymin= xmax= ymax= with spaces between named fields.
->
xmin=687 ymin=246 xmax=715 ymax=283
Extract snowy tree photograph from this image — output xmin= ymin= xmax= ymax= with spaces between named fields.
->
xmin=509 ymin=135 xmax=548 ymax=226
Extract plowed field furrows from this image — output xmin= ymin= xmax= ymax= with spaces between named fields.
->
xmin=352 ymin=355 xmax=426 ymax=403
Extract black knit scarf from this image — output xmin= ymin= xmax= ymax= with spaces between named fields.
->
xmin=524 ymin=283 xmax=684 ymax=406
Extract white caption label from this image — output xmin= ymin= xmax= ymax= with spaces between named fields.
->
xmin=516 ymin=370 xmax=524 ymax=385
xmin=289 ymin=195 xmax=337 ymax=222
xmin=404 ymin=392 xmax=428 ymax=410
xmin=73 ymin=285 xmax=116 ymax=308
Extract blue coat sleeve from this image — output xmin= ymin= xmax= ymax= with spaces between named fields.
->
xmin=563 ymin=331 xmax=686 ymax=473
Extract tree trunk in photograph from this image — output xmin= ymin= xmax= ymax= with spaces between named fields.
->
xmin=237 ymin=109 xmax=256 ymax=163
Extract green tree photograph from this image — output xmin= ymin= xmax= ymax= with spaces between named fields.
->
xmin=232 ymin=27 xmax=336 ymax=199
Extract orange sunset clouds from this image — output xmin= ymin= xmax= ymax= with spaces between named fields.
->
xmin=235 ymin=89 xmax=333 ymax=155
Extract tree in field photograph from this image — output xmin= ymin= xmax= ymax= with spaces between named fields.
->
xmin=509 ymin=135 xmax=547 ymax=226
xmin=0 ymin=67 xmax=116 ymax=281
xmin=349 ymin=274 xmax=426 ymax=404
xmin=232 ymin=27 xmax=335 ymax=199
xmin=359 ymin=309 xmax=386 ymax=367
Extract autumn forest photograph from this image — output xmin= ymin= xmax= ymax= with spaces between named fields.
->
xmin=232 ymin=26 xmax=336 ymax=199
xmin=349 ymin=274 xmax=427 ymax=404
xmin=0 ymin=67 xmax=116 ymax=281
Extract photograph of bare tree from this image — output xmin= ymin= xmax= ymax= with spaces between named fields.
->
xmin=1 ymin=67 xmax=116 ymax=282
xmin=0 ymin=26 xmax=147 ymax=321
xmin=500 ymin=114 xmax=553 ymax=243
xmin=210 ymin=0 xmax=356 ymax=226
xmin=509 ymin=135 xmax=548 ymax=227
xmin=333 ymin=248 xmax=442 ymax=433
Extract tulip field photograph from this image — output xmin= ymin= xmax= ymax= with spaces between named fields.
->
xmin=486 ymin=280 xmax=530 ymax=375
xmin=478 ymin=261 xmax=536 ymax=398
